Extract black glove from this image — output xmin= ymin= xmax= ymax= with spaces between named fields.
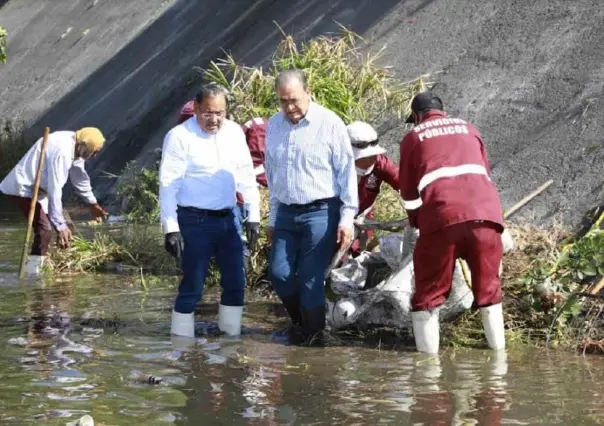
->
xmin=164 ymin=232 xmax=184 ymax=259
xmin=245 ymin=222 xmax=260 ymax=252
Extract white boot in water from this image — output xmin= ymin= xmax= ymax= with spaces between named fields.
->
xmin=411 ymin=310 xmax=440 ymax=354
xmin=25 ymin=255 xmax=45 ymax=276
xmin=218 ymin=304 xmax=243 ymax=336
xmin=171 ymin=310 xmax=194 ymax=338
xmin=481 ymin=303 xmax=506 ymax=350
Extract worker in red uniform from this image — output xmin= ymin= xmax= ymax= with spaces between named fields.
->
xmin=399 ymin=91 xmax=506 ymax=354
xmin=346 ymin=121 xmax=399 ymax=257
xmin=241 ymin=117 xmax=269 ymax=188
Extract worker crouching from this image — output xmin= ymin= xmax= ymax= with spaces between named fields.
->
xmin=160 ymin=83 xmax=260 ymax=340
xmin=0 ymin=128 xmax=108 ymax=275
xmin=399 ymin=92 xmax=506 ymax=353
xmin=347 ymin=121 xmax=399 ymax=257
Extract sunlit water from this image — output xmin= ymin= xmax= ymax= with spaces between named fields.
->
xmin=0 ymin=224 xmax=603 ymax=425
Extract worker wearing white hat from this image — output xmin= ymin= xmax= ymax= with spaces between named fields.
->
xmin=346 ymin=121 xmax=400 ymax=257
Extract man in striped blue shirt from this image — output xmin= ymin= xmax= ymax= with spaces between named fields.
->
xmin=265 ymin=69 xmax=358 ymax=344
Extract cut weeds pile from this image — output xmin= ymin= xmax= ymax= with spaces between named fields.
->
xmin=443 ymin=215 xmax=604 ymax=355
xmin=37 ymin=25 xmax=602 ymax=353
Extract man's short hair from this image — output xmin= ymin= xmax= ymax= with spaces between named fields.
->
xmin=195 ymin=82 xmax=230 ymax=105
xmin=275 ymin=69 xmax=308 ymax=91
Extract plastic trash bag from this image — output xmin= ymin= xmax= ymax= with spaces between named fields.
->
xmin=327 ymin=227 xmax=474 ymax=330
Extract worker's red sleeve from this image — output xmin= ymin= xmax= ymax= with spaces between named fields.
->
xmin=399 ymin=133 xmax=421 ymax=228
xmin=374 ymin=155 xmax=400 ymax=191
xmin=473 ymin=126 xmax=493 ymax=177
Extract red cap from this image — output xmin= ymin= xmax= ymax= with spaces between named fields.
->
xmin=177 ymin=100 xmax=195 ymax=124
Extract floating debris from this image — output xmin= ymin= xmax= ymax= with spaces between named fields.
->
xmin=8 ymin=337 xmax=28 ymax=346
xmin=127 ymin=370 xmax=163 ymax=385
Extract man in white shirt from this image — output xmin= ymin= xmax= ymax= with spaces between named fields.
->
xmin=0 ymin=127 xmax=108 ymax=275
xmin=265 ymin=69 xmax=358 ymax=345
xmin=159 ymin=83 xmax=261 ymax=339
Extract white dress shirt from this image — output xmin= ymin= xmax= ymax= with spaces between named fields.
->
xmin=265 ymin=101 xmax=358 ymax=228
xmin=159 ymin=117 xmax=261 ymax=234
xmin=0 ymin=131 xmax=88 ymax=232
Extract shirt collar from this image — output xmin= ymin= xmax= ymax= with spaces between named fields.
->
xmin=282 ymin=101 xmax=317 ymax=125
xmin=303 ymin=101 xmax=318 ymax=122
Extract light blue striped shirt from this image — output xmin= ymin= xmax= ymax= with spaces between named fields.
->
xmin=265 ymin=101 xmax=358 ymax=228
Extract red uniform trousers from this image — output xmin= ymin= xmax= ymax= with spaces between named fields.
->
xmin=411 ymin=220 xmax=503 ymax=311
xmin=9 ymin=195 xmax=54 ymax=255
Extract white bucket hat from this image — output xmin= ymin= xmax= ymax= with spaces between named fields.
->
xmin=347 ymin=121 xmax=387 ymax=160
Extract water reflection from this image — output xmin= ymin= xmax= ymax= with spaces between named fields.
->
xmin=0 ymin=265 xmax=601 ymax=424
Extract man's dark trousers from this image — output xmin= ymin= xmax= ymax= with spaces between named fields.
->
xmin=268 ymin=197 xmax=340 ymax=340
xmin=174 ymin=206 xmax=245 ymax=314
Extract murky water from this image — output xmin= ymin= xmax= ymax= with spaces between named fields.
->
xmin=0 ymin=224 xmax=603 ymax=425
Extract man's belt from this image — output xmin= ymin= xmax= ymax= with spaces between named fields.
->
xmin=286 ymin=197 xmax=336 ymax=210
xmin=179 ymin=205 xmax=232 ymax=217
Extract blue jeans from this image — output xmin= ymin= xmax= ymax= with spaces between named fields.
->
xmin=268 ymin=198 xmax=340 ymax=310
xmin=175 ymin=206 xmax=245 ymax=314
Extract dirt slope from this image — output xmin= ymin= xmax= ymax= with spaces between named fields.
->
xmin=0 ymin=0 xmax=602 ymax=227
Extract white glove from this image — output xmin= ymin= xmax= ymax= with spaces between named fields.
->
xmin=353 ymin=216 xmax=365 ymax=226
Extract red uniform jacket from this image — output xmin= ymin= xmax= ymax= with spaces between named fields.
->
xmin=357 ymin=154 xmax=400 ymax=218
xmin=399 ymin=110 xmax=503 ymax=234
xmin=241 ymin=117 xmax=269 ymax=188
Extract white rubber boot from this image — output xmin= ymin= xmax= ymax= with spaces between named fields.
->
xmin=218 ymin=304 xmax=243 ymax=336
xmin=481 ymin=303 xmax=506 ymax=350
xmin=411 ymin=310 xmax=440 ymax=354
xmin=414 ymin=353 xmax=442 ymax=392
xmin=489 ymin=350 xmax=508 ymax=377
xmin=25 ymin=255 xmax=45 ymax=276
xmin=171 ymin=310 xmax=194 ymax=338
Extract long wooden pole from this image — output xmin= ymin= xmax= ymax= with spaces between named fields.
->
xmin=18 ymin=127 xmax=50 ymax=279
xmin=503 ymin=179 xmax=554 ymax=220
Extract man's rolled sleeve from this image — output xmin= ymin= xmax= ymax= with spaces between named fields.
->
xmin=159 ymin=130 xmax=186 ymax=234
xmin=331 ymin=120 xmax=358 ymax=229
xmin=69 ymin=158 xmax=97 ymax=204
xmin=47 ymin=153 xmax=72 ymax=232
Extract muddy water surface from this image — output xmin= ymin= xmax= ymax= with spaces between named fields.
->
xmin=0 ymin=225 xmax=603 ymax=425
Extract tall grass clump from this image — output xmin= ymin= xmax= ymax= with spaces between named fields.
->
xmin=0 ymin=26 xmax=7 ymax=64
xmin=116 ymin=159 xmax=161 ymax=224
xmin=202 ymin=23 xmax=430 ymax=125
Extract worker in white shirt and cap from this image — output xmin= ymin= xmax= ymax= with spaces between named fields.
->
xmin=0 ymin=127 xmax=108 ymax=275
xmin=159 ymin=83 xmax=261 ymax=339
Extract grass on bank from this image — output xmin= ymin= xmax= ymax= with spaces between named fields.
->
xmin=201 ymin=22 xmax=430 ymax=125
xmin=0 ymin=26 xmax=7 ymax=64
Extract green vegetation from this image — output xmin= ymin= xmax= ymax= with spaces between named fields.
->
xmin=116 ymin=159 xmax=161 ymax=225
xmin=0 ymin=26 xmax=7 ymax=64
xmin=443 ymin=216 xmax=604 ymax=354
xmin=203 ymin=23 xmax=429 ymax=125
